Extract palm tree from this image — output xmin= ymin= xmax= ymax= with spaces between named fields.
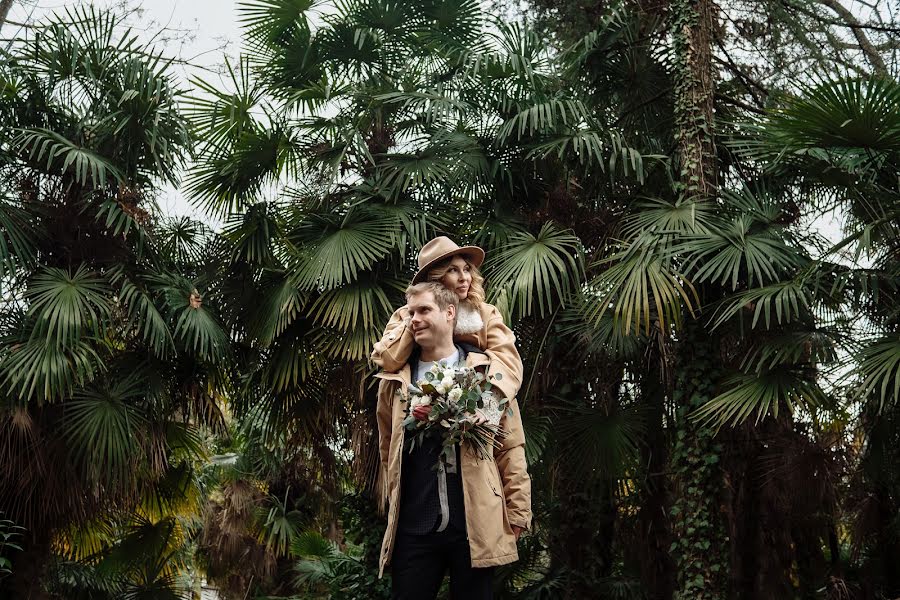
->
xmin=184 ymin=0 xmax=646 ymax=594
xmin=729 ymin=75 xmax=900 ymax=597
xmin=187 ymin=0 xmax=900 ymax=598
xmin=0 ymin=7 xmax=229 ymax=597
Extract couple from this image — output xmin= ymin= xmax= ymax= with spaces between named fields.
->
xmin=371 ymin=237 xmax=532 ymax=600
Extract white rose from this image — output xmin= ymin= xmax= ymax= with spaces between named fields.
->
xmin=448 ymin=388 xmax=463 ymax=403
xmin=440 ymin=376 xmax=454 ymax=390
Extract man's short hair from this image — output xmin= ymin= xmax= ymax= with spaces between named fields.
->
xmin=406 ymin=282 xmax=458 ymax=313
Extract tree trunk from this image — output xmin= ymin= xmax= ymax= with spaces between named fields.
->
xmin=4 ymin=536 xmax=51 ymax=600
xmin=723 ymin=422 xmax=796 ymax=600
xmin=637 ymin=360 xmax=675 ymax=600
xmin=671 ymin=0 xmax=718 ymax=204
xmin=0 ymin=0 xmax=14 ymax=29
xmin=669 ymin=323 xmax=727 ymax=600
xmin=669 ymin=0 xmax=724 ymax=595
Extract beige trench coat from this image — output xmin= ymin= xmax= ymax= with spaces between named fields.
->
xmin=371 ymin=302 xmax=523 ymax=401
xmin=375 ymin=349 xmax=532 ymax=577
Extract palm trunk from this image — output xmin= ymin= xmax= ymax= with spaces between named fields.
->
xmin=0 ymin=0 xmax=15 ymax=28
xmin=669 ymin=0 xmax=724 ymax=596
xmin=5 ymin=537 xmax=52 ymax=600
xmin=637 ymin=360 xmax=675 ymax=600
xmin=671 ymin=0 xmax=717 ymax=203
xmin=669 ymin=323 xmax=727 ymax=600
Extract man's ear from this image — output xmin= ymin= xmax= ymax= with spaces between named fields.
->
xmin=447 ymin=303 xmax=457 ymax=322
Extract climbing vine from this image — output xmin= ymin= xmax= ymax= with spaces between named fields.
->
xmin=669 ymin=328 xmax=728 ymax=600
xmin=670 ymin=0 xmax=718 ymax=203
xmin=668 ymin=0 xmax=727 ymax=592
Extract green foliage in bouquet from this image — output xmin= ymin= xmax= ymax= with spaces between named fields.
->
xmin=404 ymin=364 xmax=508 ymax=463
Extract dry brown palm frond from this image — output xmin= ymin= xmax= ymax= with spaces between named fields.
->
xmin=200 ymin=477 xmax=278 ymax=599
xmin=351 ymin=364 xmax=381 ymax=502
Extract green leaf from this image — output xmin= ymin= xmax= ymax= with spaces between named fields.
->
xmin=16 ymin=129 xmax=123 ymax=187
xmin=587 ymin=236 xmax=697 ymax=335
xmin=856 ymin=336 xmax=900 ymax=411
xmin=287 ymin=209 xmax=397 ymax=289
xmin=26 ymin=266 xmax=112 ymax=347
xmin=63 ymin=378 xmax=148 ymax=484
xmin=173 ymin=304 xmax=229 ymax=361
xmin=0 ymin=339 xmax=105 ymax=404
xmin=484 ymin=223 xmax=583 ymax=320
xmin=692 ymin=368 xmax=829 ymax=428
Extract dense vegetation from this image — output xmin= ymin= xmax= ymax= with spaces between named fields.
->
xmin=0 ymin=0 xmax=898 ymax=599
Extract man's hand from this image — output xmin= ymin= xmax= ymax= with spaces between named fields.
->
xmin=512 ymin=525 xmax=525 ymax=541
xmin=412 ymin=405 xmax=432 ymax=421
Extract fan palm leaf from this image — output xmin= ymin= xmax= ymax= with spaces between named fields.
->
xmin=62 ymin=377 xmax=148 ymax=485
xmin=15 ymin=129 xmax=123 ymax=187
xmin=184 ymin=58 xmax=264 ymax=149
xmin=113 ymin=274 xmax=175 ymax=358
xmin=856 ymin=337 xmax=900 ymax=411
xmin=732 ymin=77 xmax=900 ymax=184
xmin=239 ymin=0 xmax=318 ymax=51
xmin=739 ymin=327 xmax=842 ymax=372
xmin=0 ymin=195 xmax=40 ymax=279
xmin=257 ymin=490 xmax=306 ymax=557
xmin=26 ymin=266 xmax=112 ymax=347
xmin=552 ymin=398 xmax=645 ymax=478
xmin=484 ymin=222 xmax=583 ymax=320
xmin=620 ymin=197 xmax=713 ymax=241
xmin=528 ymin=128 xmax=652 ymax=182
xmin=680 ymin=216 xmax=805 ymax=290
xmin=172 ymin=305 xmax=229 ymax=362
xmin=692 ymin=368 xmax=830 ymax=428
xmin=287 ymin=208 xmax=398 ymax=289
xmin=588 ymin=238 xmax=697 ymax=335
xmin=0 ymin=338 xmax=105 ymax=404
xmin=709 ymin=278 xmax=813 ymax=331
xmin=223 ymin=202 xmax=282 ymax=266
xmin=245 ymin=273 xmax=309 ymax=346
xmin=260 ymin=335 xmax=322 ymax=393
xmin=309 ymin=275 xmax=399 ymax=332
xmin=154 ymin=217 xmax=212 ymax=268
xmin=557 ymin=300 xmax=643 ymax=359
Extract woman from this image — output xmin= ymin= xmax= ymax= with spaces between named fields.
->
xmin=371 ymin=236 xmax=523 ymax=401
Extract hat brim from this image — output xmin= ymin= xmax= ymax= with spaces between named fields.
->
xmin=411 ymin=246 xmax=485 ymax=284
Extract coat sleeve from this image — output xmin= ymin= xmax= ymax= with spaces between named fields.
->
xmin=483 ymin=306 xmax=524 ymax=401
xmin=494 ymin=397 xmax=532 ymax=530
xmin=371 ymin=305 xmax=414 ymax=373
xmin=375 ymin=381 xmax=393 ymax=514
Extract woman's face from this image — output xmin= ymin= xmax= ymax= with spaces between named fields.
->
xmin=440 ymin=256 xmax=473 ymax=300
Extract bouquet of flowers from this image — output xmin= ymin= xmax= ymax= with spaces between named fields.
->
xmin=403 ymin=361 xmax=509 ymax=464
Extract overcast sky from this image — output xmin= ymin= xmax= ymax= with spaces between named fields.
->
xmin=5 ymin=0 xmax=244 ymax=222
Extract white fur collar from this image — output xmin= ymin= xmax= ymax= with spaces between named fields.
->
xmin=455 ymin=303 xmax=484 ymax=336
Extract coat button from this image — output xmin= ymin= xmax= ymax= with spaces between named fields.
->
xmin=388 ymin=333 xmax=396 ymax=340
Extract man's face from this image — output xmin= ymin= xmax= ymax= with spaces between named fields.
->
xmin=408 ymin=291 xmax=455 ymax=350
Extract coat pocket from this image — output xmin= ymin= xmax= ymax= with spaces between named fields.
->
xmin=486 ymin=470 xmax=513 ymax=534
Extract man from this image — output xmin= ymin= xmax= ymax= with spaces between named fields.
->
xmin=375 ymin=282 xmax=532 ymax=599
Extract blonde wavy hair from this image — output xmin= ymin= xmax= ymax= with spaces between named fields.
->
xmin=426 ymin=256 xmax=485 ymax=308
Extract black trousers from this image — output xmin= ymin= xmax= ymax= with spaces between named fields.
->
xmin=391 ymin=527 xmax=494 ymax=600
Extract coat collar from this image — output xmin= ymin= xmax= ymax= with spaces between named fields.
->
xmin=374 ymin=343 xmax=489 ymax=387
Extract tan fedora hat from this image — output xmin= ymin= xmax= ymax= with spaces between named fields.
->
xmin=411 ymin=236 xmax=485 ymax=284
